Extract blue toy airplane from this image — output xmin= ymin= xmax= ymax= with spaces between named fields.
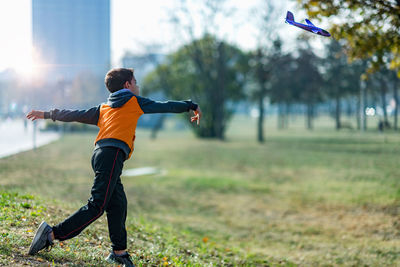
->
xmin=285 ymin=11 xmax=331 ymax=37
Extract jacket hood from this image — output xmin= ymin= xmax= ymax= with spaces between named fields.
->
xmin=107 ymin=89 xmax=135 ymax=108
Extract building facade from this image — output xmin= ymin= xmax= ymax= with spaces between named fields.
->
xmin=32 ymin=0 xmax=110 ymax=82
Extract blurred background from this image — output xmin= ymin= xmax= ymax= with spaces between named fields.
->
xmin=0 ymin=0 xmax=400 ymax=266
xmin=0 ymin=0 xmax=399 ymax=138
xmin=0 ymin=0 xmax=399 ymax=141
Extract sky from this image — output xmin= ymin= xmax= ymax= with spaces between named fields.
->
xmin=0 ymin=0 xmax=309 ymax=78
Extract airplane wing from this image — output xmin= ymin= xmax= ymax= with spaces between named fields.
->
xmin=305 ymin=19 xmax=315 ymax=26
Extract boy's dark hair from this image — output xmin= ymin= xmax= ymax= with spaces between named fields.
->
xmin=105 ymin=68 xmax=134 ymax=93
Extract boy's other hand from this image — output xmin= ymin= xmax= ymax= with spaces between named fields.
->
xmin=26 ymin=110 xmax=45 ymax=121
xmin=190 ymin=107 xmax=202 ymax=125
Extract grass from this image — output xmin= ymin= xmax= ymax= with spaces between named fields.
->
xmin=0 ymin=114 xmax=399 ymax=266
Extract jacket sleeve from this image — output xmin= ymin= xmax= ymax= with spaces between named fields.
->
xmin=43 ymin=105 xmax=101 ymax=125
xmin=136 ymin=95 xmax=198 ymax=114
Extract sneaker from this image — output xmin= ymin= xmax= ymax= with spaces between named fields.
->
xmin=28 ymin=221 xmax=54 ymax=255
xmin=106 ymin=251 xmax=135 ymax=267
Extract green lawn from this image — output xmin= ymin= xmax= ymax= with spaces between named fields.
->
xmin=0 ymin=115 xmax=399 ymax=266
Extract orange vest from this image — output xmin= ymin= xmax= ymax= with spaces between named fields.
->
xmin=95 ymin=96 xmax=144 ymax=159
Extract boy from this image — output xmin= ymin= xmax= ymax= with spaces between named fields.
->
xmin=26 ymin=68 xmax=201 ymax=267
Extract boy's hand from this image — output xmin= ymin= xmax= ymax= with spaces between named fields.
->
xmin=190 ymin=107 xmax=202 ymax=125
xmin=26 ymin=110 xmax=45 ymax=121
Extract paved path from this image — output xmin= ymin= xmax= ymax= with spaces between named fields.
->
xmin=0 ymin=119 xmax=60 ymax=159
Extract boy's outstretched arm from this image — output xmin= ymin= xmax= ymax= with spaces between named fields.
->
xmin=26 ymin=106 xmax=100 ymax=125
xmin=136 ymin=96 xmax=202 ymax=125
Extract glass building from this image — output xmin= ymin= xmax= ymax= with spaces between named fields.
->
xmin=32 ymin=0 xmax=110 ymax=82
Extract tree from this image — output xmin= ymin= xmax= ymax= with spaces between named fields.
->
xmin=266 ymin=41 xmax=297 ymax=130
xmin=251 ymin=47 xmax=269 ymax=141
xmin=143 ymin=34 xmax=248 ymax=139
xmin=299 ymin=1 xmax=400 ymax=131
xmin=377 ymin=70 xmax=390 ymax=126
xmin=392 ymin=71 xmax=399 ymax=130
xmin=323 ymin=40 xmax=363 ymax=130
xmin=298 ymin=0 xmax=400 ymax=76
xmin=250 ymin=1 xmax=285 ymax=141
xmin=367 ymin=67 xmax=399 ymax=130
xmin=293 ymin=39 xmax=324 ymax=130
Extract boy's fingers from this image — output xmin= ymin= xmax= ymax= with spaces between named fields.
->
xmin=191 ymin=108 xmax=201 ymax=124
xmin=26 ymin=114 xmax=39 ymax=121
xmin=190 ymin=114 xmax=200 ymax=125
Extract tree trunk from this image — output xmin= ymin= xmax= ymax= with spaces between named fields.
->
xmin=150 ymin=114 xmax=166 ymax=139
xmin=363 ymin=87 xmax=368 ymax=130
xmin=356 ymin=96 xmax=360 ymax=130
xmin=215 ymin=42 xmax=226 ymax=140
xmin=335 ymin=94 xmax=341 ymax=130
xmin=306 ymin=102 xmax=313 ymax=130
xmin=393 ymin=74 xmax=399 ymax=130
xmin=360 ymin=79 xmax=367 ymax=131
xmin=380 ymin=79 xmax=389 ymax=125
xmin=285 ymin=102 xmax=290 ymax=129
xmin=277 ymin=103 xmax=284 ymax=130
xmin=256 ymin=48 xmax=267 ymax=143
xmin=258 ymin=95 xmax=265 ymax=142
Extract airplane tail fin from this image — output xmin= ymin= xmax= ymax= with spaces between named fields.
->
xmin=286 ymin=11 xmax=294 ymax=22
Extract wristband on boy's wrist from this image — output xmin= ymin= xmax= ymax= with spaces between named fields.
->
xmin=44 ymin=110 xmax=56 ymax=121
xmin=191 ymin=103 xmax=198 ymax=111
xmin=184 ymin=100 xmax=198 ymax=111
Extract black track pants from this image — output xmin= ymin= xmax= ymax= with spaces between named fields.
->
xmin=52 ymin=147 xmax=128 ymax=251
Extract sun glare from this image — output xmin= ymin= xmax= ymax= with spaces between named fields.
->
xmin=10 ymin=45 xmax=46 ymax=80
xmin=11 ymin=46 xmax=35 ymax=78
xmin=0 ymin=0 xmax=34 ymax=77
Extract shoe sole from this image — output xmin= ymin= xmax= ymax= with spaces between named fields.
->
xmin=105 ymin=254 xmax=135 ymax=267
xmin=28 ymin=221 xmax=48 ymax=255
xmin=106 ymin=255 xmax=120 ymax=264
